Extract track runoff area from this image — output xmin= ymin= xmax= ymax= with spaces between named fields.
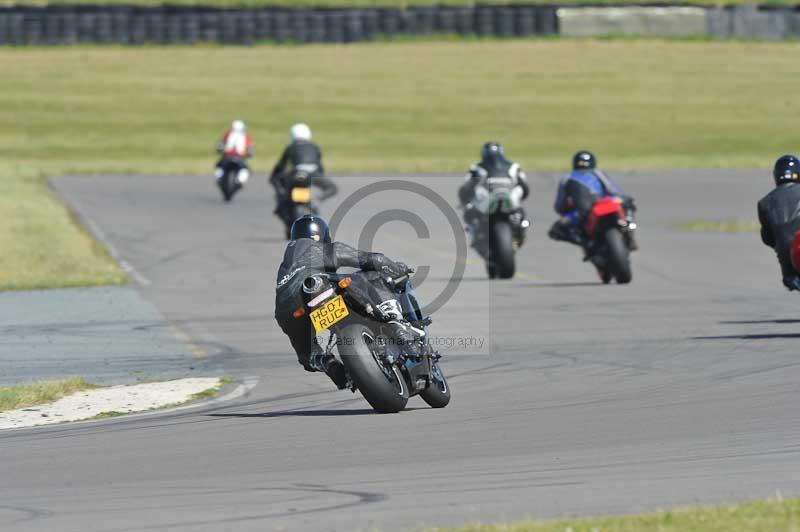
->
xmin=3 ymin=170 xmax=798 ymax=532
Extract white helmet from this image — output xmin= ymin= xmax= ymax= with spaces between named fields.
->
xmin=290 ymin=123 xmax=311 ymax=142
xmin=231 ymin=120 xmax=246 ymax=133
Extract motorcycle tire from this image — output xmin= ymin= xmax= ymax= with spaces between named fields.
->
xmin=223 ymin=172 xmax=238 ymax=202
xmin=337 ymin=323 xmax=409 ymax=414
xmin=604 ymin=228 xmax=632 ymax=284
xmin=490 ymin=221 xmax=515 ymax=279
xmin=419 ymin=361 xmax=451 ymax=408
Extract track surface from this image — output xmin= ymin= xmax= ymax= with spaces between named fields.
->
xmin=3 ymin=171 xmax=800 ymax=532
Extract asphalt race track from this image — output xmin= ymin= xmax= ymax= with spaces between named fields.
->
xmin=3 ymin=170 xmax=800 ymax=532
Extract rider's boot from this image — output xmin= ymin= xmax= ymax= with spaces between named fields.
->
xmin=308 ymin=349 xmax=348 ymax=389
xmin=377 ymin=300 xmax=425 ymax=352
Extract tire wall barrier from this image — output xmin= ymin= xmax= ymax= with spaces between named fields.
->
xmin=0 ymin=4 xmax=558 ymax=45
xmin=0 ymin=4 xmax=797 ymax=46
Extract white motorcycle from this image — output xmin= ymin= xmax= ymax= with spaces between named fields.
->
xmin=468 ymin=176 xmax=530 ymax=279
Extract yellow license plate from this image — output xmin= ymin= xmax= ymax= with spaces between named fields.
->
xmin=309 ymin=295 xmax=349 ymax=333
xmin=291 ymin=187 xmax=312 ymax=204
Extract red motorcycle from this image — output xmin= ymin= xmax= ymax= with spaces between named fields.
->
xmin=583 ymin=196 xmax=637 ymax=284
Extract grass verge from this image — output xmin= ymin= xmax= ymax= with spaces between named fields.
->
xmin=2 ymin=40 xmax=798 ymax=288
xmin=675 ymin=219 xmax=761 ymax=233
xmin=0 ymin=376 xmax=98 ymax=412
xmin=431 ymin=496 xmax=800 ymax=532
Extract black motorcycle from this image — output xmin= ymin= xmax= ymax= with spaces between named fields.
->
xmin=467 ymin=177 xmax=529 ymax=279
xmin=295 ymin=270 xmax=450 ymax=413
xmin=216 ymin=157 xmax=249 ymax=202
xmin=275 ymin=170 xmax=318 ymax=239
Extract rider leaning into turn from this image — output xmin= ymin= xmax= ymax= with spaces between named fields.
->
xmin=458 ymin=141 xmax=531 ymax=237
xmin=758 ymin=154 xmax=800 ymax=291
xmin=269 ymin=124 xmax=338 ymax=214
xmin=549 ymin=150 xmax=638 ymax=251
xmin=274 ymin=215 xmax=421 ymax=389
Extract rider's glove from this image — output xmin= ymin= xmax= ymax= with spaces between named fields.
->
xmin=381 ymin=261 xmax=413 ymax=278
xmin=395 ymin=262 xmax=414 ymax=275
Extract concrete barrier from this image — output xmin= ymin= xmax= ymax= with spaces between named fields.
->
xmin=558 ymin=6 xmax=707 ymax=37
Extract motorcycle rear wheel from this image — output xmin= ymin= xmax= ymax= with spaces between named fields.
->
xmin=223 ymin=171 xmax=240 ymax=202
xmin=604 ymin=228 xmax=632 ymax=284
xmin=490 ymin=221 xmax=515 ymax=279
xmin=337 ymin=323 xmax=409 ymax=414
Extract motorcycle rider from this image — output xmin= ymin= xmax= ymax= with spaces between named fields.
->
xmin=215 ymin=119 xmax=254 ymax=190
xmin=275 ymin=215 xmax=423 ymax=389
xmin=458 ymin=141 xmax=531 ymax=247
xmin=758 ymin=155 xmax=800 ymax=291
xmin=270 ymin=123 xmax=338 ymax=226
xmin=549 ymin=150 xmax=637 ymax=251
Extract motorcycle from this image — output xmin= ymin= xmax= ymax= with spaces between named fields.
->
xmin=583 ymin=196 xmax=637 ymax=284
xmin=294 ymin=270 xmax=450 ymax=414
xmin=468 ymin=177 xmax=530 ymax=279
xmin=277 ymin=167 xmax=319 ymax=239
xmin=215 ymin=157 xmax=250 ymax=202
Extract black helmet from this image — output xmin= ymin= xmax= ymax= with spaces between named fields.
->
xmin=573 ymin=150 xmax=596 ymax=170
xmin=773 ymin=155 xmax=800 ymax=186
xmin=481 ymin=141 xmax=504 ymax=160
xmin=290 ymin=215 xmax=331 ymax=243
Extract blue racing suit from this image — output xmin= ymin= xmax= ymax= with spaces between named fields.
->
xmin=554 ymin=169 xmax=627 ymax=226
xmin=550 ymin=169 xmax=633 ymax=247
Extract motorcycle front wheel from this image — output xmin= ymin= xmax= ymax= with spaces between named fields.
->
xmin=419 ymin=361 xmax=450 ymax=408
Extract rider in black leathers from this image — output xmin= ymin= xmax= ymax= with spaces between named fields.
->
xmin=270 ymin=124 xmax=337 ymax=227
xmin=275 ymin=215 xmax=421 ymax=388
xmin=758 ymin=154 xmax=800 ymax=290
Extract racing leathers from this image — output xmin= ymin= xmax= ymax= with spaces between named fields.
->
xmin=270 ymin=140 xmax=337 ymax=221
xmin=275 ymin=238 xmax=418 ymax=387
xmin=458 ymin=156 xmax=530 ymax=247
xmin=758 ymin=182 xmax=800 ymax=290
xmin=549 ymin=169 xmax=636 ymax=249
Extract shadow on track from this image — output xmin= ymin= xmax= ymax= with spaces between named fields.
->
xmin=208 ymin=408 xmax=424 ymax=418
xmin=693 ymin=333 xmax=800 ymax=340
xmin=718 ymin=319 xmax=800 ymax=325
xmin=517 ymin=282 xmax=605 ymax=288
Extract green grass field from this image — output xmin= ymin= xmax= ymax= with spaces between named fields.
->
xmin=2 ymin=40 xmax=799 ymax=289
xmin=676 ymin=219 xmax=761 ymax=233
xmin=432 ymin=497 xmax=800 ymax=532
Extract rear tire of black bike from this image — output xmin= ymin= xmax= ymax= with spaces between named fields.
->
xmin=338 ymin=323 xmax=409 ymax=414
